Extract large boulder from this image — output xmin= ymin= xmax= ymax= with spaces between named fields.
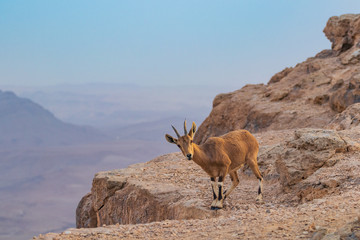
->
xmin=259 ymin=129 xmax=345 ymax=187
xmin=329 ymin=75 xmax=360 ymax=112
xmin=323 ymin=14 xmax=360 ymax=53
xmin=258 ymin=128 xmax=360 ymax=203
xmin=327 ymin=102 xmax=360 ymax=130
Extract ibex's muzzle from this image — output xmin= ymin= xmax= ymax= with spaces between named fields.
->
xmin=186 ymin=154 xmax=193 ymax=160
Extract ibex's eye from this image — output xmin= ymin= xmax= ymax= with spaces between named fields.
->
xmin=177 ymin=145 xmax=181 ymax=148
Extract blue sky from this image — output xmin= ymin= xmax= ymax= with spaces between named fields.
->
xmin=1 ymin=1 xmax=360 ymax=88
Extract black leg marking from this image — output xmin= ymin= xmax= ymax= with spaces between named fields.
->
xmin=258 ymin=178 xmax=263 ymax=195
xmin=218 ymin=185 xmax=223 ymax=200
xmin=218 ymin=176 xmax=224 ymax=200
xmin=256 ymin=178 xmax=264 ymax=204
xmin=211 ymin=177 xmax=216 ymax=200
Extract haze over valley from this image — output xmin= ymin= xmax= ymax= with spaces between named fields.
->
xmin=0 ymin=84 xmax=220 ymax=240
xmin=7 ymin=83 xmax=231 ymax=128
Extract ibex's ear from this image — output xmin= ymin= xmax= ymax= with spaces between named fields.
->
xmin=165 ymin=134 xmax=177 ymax=144
xmin=188 ymin=122 xmax=197 ymax=138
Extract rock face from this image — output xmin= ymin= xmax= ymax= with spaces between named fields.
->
xmin=76 ymin=153 xmax=212 ymax=228
xmin=194 ymin=14 xmax=360 ymax=144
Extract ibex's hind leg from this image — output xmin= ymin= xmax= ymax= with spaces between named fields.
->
xmin=224 ymin=170 xmax=239 ymax=199
xmin=247 ymin=158 xmax=264 ymax=203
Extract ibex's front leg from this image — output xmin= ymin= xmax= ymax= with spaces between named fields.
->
xmin=210 ymin=177 xmax=218 ymax=210
xmin=215 ymin=176 xmax=224 ymax=209
xmin=210 ymin=176 xmax=225 ymax=210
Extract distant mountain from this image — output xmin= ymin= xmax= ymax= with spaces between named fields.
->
xmin=0 ymin=90 xmax=109 ymax=148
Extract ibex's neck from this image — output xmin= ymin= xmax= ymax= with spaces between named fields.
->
xmin=192 ymin=144 xmax=208 ymax=168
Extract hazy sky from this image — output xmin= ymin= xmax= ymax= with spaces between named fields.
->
xmin=1 ymin=1 xmax=360 ymax=88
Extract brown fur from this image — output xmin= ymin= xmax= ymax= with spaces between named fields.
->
xmin=166 ymin=121 xmax=263 ymax=209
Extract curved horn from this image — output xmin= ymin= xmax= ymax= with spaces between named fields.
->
xmin=184 ymin=119 xmax=188 ymax=135
xmin=171 ymin=125 xmax=181 ymax=138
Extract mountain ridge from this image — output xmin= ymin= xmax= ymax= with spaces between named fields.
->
xmin=0 ymin=89 xmax=109 ymax=148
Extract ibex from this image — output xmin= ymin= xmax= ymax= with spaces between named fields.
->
xmin=165 ymin=120 xmax=263 ymax=210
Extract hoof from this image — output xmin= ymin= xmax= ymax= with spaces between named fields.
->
xmin=214 ymin=201 xmax=224 ymax=209
xmin=256 ymin=193 xmax=264 ymax=203
xmin=210 ymin=206 xmax=221 ymax=210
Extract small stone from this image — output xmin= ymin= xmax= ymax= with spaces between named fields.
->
xmin=306 ymin=224 xmax=315 ymax=233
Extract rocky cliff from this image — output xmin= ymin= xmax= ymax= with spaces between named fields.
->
xmin=35 ymin=14 xmax=360 ymax=240
xmin=73 ymin=126 xmax=360 ymax=230
xmin=194 ymin=14 xmax=360 ymax=144
xmin=37 ymin=128 xmax=360 ymax=239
